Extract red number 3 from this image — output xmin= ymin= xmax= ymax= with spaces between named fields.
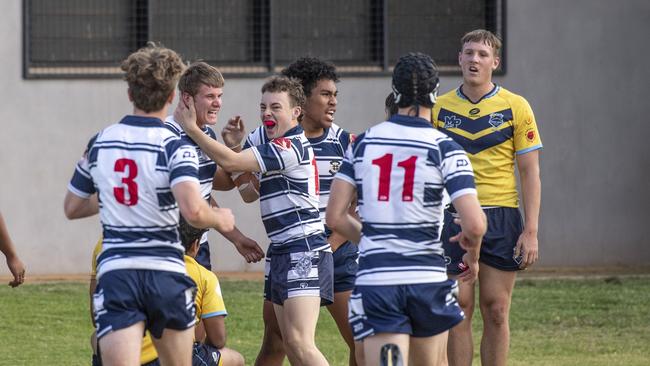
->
xmin=371 ymin=153 xmax=417 ymax=202
xmin=113 ymin=158 xmax=139 ymax=206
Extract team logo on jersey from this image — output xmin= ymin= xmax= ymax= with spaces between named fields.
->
xmin=469 ymin=108 xmax=480 ymax=116
xmin=272 ymin=137 xmax=292 ymax=150
xmin=329 ymin=160 xmax=341 ymax=175
xmin=183 ymin=151 xmax=196 ymax=159
xmin=488 ymin=113 xmax=505 ymax=129
xmin=526 ymin=129 xmax=535 ymax=141
xmin=444 ymin=115 xmax=462 ymax=128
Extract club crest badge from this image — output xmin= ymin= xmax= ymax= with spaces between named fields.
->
xmin=329 ymin=160 xmax=341 ymax=175
xmin=488 ymin=113 xmax=505 ymax=129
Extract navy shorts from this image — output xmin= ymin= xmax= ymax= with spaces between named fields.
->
xmin=195 ymin=241 xmax=212 ymax=270
xmin=332 ymin=241 xmax=359 ymax=293
xmin=93 ymin=270 xmax=197 ymax=340
xmin=192 ymin=342 xmax=222 ymax=366
xmin=348 ymin=280 xmax=464 ymax=341
xmin=442 ymin=207 xmax=524 ymax=275
xmin=264 ymin=250 xmax=334 ymax=306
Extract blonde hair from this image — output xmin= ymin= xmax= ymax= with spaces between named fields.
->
xmin=178 ymin=61 xmax=225 ymax=96
xmin=121 ymin=43 xmax=185 ymax=113
xmin=461 ymin=29 xmax=502 ymax=57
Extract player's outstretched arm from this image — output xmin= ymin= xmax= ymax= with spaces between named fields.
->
xmin=0 ymin=212 xmax=26 ymax=287
xmin=449 ymin=193 xmax=486 ymax=282
xmin=63 ymin=191 xmax=99 ymax=219
xmin=174 ymin=97 xmax=260 ymax=173
xmin=326 ymin=179 xmax=362 ymax=244
xmin=516 ymin=150 xmax=541 ymax=268
xmin=172 ymin=181 xmax=234 ymax=233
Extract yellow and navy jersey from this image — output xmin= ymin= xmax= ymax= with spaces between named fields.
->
xmin=91 ymin=240 xmax=227 ymax=365
xmin=432 ymin=85 xmax=542 ymax=207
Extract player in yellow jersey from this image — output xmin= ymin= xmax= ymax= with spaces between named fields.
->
xmin=90 ymin=217 xmax=245 ymax=366
xmin=432 ymin=29 xmax=542 ymax=366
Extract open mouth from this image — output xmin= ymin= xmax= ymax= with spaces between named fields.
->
xmin=468 ymin=66 xmax=479 ymax=73
xmin=263 ymin=120 xmax=276 ymax=128
xmin=325 ymin=110 xmax=335 ymax=121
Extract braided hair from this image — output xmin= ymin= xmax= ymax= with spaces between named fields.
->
xmin=391 ymin=52 xmax=440 ymax=110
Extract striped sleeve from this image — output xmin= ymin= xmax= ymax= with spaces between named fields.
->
xmin=334 ymin=137 xmax=356 ymax=186
xmin=165 ymin=138 xmax=199 ymax=187
xmin=438 ymin=138 xmax=476 ymax=201
xmin=68 ymin=134 xmax=99 ymax=198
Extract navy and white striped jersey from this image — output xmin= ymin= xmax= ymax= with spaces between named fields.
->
xmin=165 ymin=116 xmax=217 ymax=246
xmin=68 ymin=115 xmax=200 ymax=279
xmin=335 ymin=114 xmax=476 ymax=286
xmin=244 ymin=124 xmax=328 ymax=254
xmin=307 ymin=123 xmax=353 ymax=237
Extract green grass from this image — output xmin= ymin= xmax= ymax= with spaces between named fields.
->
xmin=1 ymin=277 xmax=649 ymax=365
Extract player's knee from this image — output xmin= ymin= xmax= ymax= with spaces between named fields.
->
xmin=480 ymin=300 xmax=510 ymax=327
xmin=283 ymin=336 xmax=315 ymax=359
xmin=457 ymin=296 xmax=475 ymax=315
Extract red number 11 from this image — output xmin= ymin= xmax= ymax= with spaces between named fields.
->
xmin=371 ymin=153 xmax=417 ymax=202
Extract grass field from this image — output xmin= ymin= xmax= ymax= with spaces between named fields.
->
xmin=1 ymin=276 xmax=649 ymax=365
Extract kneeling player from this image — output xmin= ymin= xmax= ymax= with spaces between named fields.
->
xmin=90 ymin=216 xmax=244 ymax=366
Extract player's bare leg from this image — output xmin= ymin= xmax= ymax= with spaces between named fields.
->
xmin=409 ymin=331 xmax=449 ymax=366
xmin=151 ymin=327 xmax=194 ymax=366
xmin=354 ymin=340 xmax=365 ymax=366
xmin=98 ymin=322 xmax=145 ymax=366
xmin=478 ymin=264 xmax=516 ymax=366
xmin=364 ymin=334 xmax=409 ymax=366
xmin=274 ymin=297 xmax=328 ymax=366
xmin=447 ymin=278 xmax=476 ymax=366
xmin=255 ymin=300 xmax=285 ymax=366
xmin=219 ymin=347 xmax=245 ymax=366
xmin=327 ymin=289 xmax=357 ymax=365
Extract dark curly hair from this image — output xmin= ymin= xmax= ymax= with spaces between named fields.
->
xmin=391 ymin=52 xmax=439 ymax=109
xmin=281 ymin=57 xmax=339 ymax=97
xmin=178 ymin=216 xmax=207 ymax=252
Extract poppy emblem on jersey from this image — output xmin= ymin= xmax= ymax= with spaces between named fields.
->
xmin=469 ymin=108 xmax=480 ymax=116
xmin=526 ymin=129 xmax=535 ymax=141
xmin=272 ymin=137 xmax=292 ymax=150
xmin=488 ymin=113 xmax=505 ymax=129
xmin=444 ymin=115 xmax=462 ymax=128
xmin=329 ymin=160 xmax=341 ymax=175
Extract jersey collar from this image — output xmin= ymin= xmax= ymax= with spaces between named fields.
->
xmin=387 ymin=114 xmax=433 ymax=128
xmin=283 ymin=124 xmax=304 ymax=137
xmin=457 ymin=84 xmax=500 ymax=104
xmin=119 ymin=115 xmax=165 ymax=128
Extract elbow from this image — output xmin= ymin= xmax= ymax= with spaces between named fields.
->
xmin=464 ymin=214 xmax=487 ymax=242
xmin=63 ymin=200 xmax=79 ymax=220
xmin=179 ymin=206 xmax=204 ymax=228
xmin=325 ymin=213 xmax=339 ymax=231
xmin=208 ymin=333 xmax=226 ymax=349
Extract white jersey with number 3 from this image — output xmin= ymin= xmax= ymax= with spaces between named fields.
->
xmin=68 ymin=115 xmax=200 ymax=278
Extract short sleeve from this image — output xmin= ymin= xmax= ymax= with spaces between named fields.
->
xmin=200 ymin=270 xmax=227 ymax=319
xmin=68 ymin=134 xmax=99 ymax=198
xmin=513 ymin=97 xmax=542 ymax=155
xmin=165 ymin=138 xmax=200 ymax=187
xmin=438 ymin=139 xmax=477 ymax=201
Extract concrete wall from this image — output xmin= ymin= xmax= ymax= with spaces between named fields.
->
xmin=1 ymin=0 xmax=649 ymax=276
